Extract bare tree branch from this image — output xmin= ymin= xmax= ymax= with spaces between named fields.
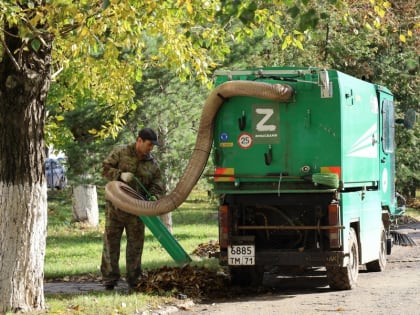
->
xmin=0 ymin=35 xmax=21 ymax=72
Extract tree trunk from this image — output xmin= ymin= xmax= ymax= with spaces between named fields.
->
xmin=0 ymin=22 xmax=52 ymax=312
xmin=160 ymin=213 xmax=173 ymax=234
xmin=72 ymin=185 xmax=99 ymax=227
xmin=0 ymin=184 xmax=47 ymax=312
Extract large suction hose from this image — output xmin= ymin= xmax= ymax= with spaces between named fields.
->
xmin=105 ymin=80 xmax=294 ymax=216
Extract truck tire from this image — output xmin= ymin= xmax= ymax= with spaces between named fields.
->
xmin=326 ymin=228 xmax=359 ymax=290
xmin=229 ymin=266 xmax=265 ymax=286
xmin=365 ymin=225 xmax=387 ymax=272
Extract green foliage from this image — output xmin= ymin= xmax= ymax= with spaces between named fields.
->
xmin=2 ymin=0 xmax=416 ymax=193
xmin=46 ymin=82 xmax=121 ymax=184
xmin=38 ymin=0 xmax=296 ymax=184
xmin=395 ymin=126 xmax=419 ymax=196
xmin=128 ymin=66 xmax=210 ymax=191
xmin=93 ymin=0 xmax=418 ymax=193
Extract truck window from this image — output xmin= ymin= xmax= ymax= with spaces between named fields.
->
xmin=382 ymin=99 xmax=395 ymax=154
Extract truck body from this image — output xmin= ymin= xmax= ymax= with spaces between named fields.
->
xmin=211 ymin=67 xmax=399 ymax=289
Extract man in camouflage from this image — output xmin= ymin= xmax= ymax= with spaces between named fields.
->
xmin=101 ymin=128 xmax=165 ymax=290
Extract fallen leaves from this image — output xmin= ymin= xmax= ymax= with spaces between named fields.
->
xmin=133 ymin=265 xmax=229 ymax=300
xmin=130 ymin=241 xmax=227 ymax=299
xmin=191 ymin=240 xmax=220 ymax=258
xmin=45 ymin=241 xmax=264 ymax=300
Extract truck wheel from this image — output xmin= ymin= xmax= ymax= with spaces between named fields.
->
xmin=229 ymin=266 xmax=265 ymax=286
xmin=386 ymin=237 xmax=392 ymax=255
xmin=365 ymin=225 xmax=387 ymax=272
xmin=326 ymin=228 xmax=359 ymax=290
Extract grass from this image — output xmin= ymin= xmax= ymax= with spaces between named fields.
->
xmin=43 ymin=187 xmax=219 ymax=314
xmin=45 ymin=293 xmax=169 ymax=315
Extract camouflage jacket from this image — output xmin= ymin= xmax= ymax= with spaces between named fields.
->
xmin=102 ymin=143 xmax=165 ymax=198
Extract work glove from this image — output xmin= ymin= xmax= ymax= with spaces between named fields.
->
xmin=120 ymin=172 xmax=134 ymax=183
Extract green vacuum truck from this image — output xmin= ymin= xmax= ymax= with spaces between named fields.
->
xmin=105 ymin=66 xmax=414 ymax=290
xmin=210 ymin=67 xmax=410 ymax=290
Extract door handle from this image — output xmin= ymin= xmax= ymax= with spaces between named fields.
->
xmin=264 ymin=145 xmax=272 ymax=165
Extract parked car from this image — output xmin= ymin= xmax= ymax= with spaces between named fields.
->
xmin=45 ymin=158 xmax=67 ymax=190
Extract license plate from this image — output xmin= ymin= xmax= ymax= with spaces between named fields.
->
xmin=228 ymin=245 xmax=255 ymax=265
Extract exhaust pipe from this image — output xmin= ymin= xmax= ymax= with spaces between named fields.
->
xmin=105 ymin=80 xmax=294 ymax=216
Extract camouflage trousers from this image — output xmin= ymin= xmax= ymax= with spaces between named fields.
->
xmin=101 ymin=200 xmax=145 ymax=287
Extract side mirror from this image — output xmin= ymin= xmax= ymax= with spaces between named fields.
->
xmin=396 ymin=109 xmax=416 ymax=129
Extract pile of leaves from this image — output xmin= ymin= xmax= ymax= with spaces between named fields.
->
xmin=134 ymin=265 xmax=230 ymax=300
xmin=191 ymin=240 xmax=220 ymax=258
xmin=407 ymin=198 xmax=420 ymax=210
xmin=46 ymin=241 xmax=267 ymax=300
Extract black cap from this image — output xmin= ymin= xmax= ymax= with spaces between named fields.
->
xmin=138 ymin=128 xmax=159 ymax=145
